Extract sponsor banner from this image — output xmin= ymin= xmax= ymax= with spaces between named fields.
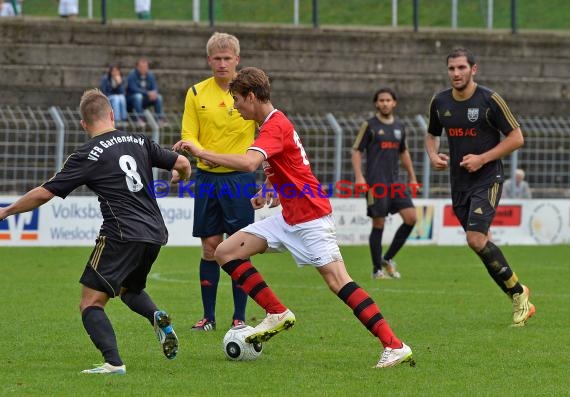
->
xmin=330 ymin=199 xmax=436 ymax=245
xmin=1 ymin=196 xmax=568 ymax=246
xmin=526 ymin=201 xmax=566 ymax=244
xmin=443 ymin=204 xmax=522 ymax=227
xmin=256 ymin=199 xmax=436 ymax=245
xmin=0 ymin=205 xmax=39 ymax=241
xmin=0 ymin=196 xmax=199 ymax=247
xmin=1 ymin=197 xmax=43 ymax=245
xmin=332 ymin=199 xmax=372 ymax=245
xmin=439 ymin=199 xmax=570 ymax=245
xmin=409 ymin=203 xmax=438 ymax=243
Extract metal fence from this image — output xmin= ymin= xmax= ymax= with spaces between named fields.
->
xmin=1 ymin=106 xmax=568 ymax=199
xmin=79 ymin=0 xmax=552 ymax=34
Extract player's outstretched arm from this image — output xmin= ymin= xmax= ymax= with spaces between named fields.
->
xmin=172 ymin=139 xmax=197 ymax=155
xmin=173 ymin=139 xmax=264 ymax=173
xmin=0 ymin=186 xmax=55 ymax=221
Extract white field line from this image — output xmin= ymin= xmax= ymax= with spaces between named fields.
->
xmin=148 ymin=273 xmax=567 ymax=298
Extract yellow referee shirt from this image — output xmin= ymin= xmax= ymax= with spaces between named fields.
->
xmin=181 ymin=76 xmax=256 ymax=173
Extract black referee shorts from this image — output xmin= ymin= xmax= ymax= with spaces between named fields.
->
xmin=192 ymin=169 xmax=256 ymax=237
xmin=79 ymin=235 xmax=161 ymax=297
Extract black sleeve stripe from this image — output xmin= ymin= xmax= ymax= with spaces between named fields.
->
xmin=491 ymin=92 xmax=519 ymax=130
xmin=191 ymin=85 xmax=197 ymax=96
xmin=352 ymin=121 xmax=369 ymax=150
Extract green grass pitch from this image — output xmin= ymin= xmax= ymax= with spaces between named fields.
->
xmin=1 ymin=245 xmax=569 ymax=396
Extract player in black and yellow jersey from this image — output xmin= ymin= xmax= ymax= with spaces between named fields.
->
xmin=352 ymin=88 xmax=418 ymax=280
xmin=0 ymin=89 xmax=191 ymax=373
xmin=425 ymin=47 xmax=535 ymax=327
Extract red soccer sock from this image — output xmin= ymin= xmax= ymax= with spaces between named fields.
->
xmin=337 ymin=281 xmax=402 ymax=348
xmin=371 ymin=319 xmax=402 ymax=349
xmin=221 ymin=259 xmax=287 ymax=314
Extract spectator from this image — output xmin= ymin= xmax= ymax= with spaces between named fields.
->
xmin=1 ymin=0 xmax=21 ymax=16
xmin=126 ymin=58 xmax=165 ymax=127
xmin=0 ymin=0 xmax=16 ymax=17
xmin=135 ymin=0 xmax=151 ymax=20
xmin=100 ymin=65 xmax=128 ymax=126
xmin=14 ymin=0 xmax=22 ymax=14
xmin=503 ymin=168 xmax=532 ymax=198
xmin=58 ymin=0 xmax=78 ymax=18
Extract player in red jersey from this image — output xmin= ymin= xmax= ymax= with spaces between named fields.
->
xmin=173 ymin=67 xmax=414 ymax=368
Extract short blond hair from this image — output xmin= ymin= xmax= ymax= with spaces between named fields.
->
xmin=206 ymin=32 xmax=240 ymax=56
xmin=80 ymin=88 xmax=112 ymax=125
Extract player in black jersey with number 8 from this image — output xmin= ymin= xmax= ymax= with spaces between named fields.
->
xmin=0 ymin=89 xmax=191 ymax=373
xmin=425 ymin=48 xmax=535 ymax=327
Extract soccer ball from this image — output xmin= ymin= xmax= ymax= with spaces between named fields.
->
xmin=223 ymin=324 xmax=263 ymax=361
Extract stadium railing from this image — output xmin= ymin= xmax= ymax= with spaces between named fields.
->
xmin=0 ymin=106 xmax=568 ymax=199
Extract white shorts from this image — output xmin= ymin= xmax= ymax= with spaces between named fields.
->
xmin=242 ymin=213 xmax=343 ymax=267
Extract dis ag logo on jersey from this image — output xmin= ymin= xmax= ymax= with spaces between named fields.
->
xmin=0 ymin=206 xmax=39 ymax=241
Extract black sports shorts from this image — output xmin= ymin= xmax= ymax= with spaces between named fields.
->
xmin=79 ymin=235 xmax=161 ymax=297
xmin=451 ymin=182 xmax=502 ymax=234
xmin=366 ymin=184 xmax=414 ymax=218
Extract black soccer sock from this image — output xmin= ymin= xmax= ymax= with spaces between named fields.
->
xmin=120 ymin=290 xmax=158 ymax=325
xmin=384 ymin=223 xmax=414 ymax=260
xmin=81 ymin=306 xmax=123 ymax=366
xmin=199 ymin=259 xmax=220 ymax=321
xmin=231 ymin=276 xmax=248 ymax=322
xmin=369 ymin=227 xmax=384 ymax=272
xmin=476 ymin=241 xmax=523 ymax=297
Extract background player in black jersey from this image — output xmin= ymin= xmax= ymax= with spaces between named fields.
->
xmin=0 ymin=89 xmax=192 ymax=374
xmin=352 ymin=88 xmax=418 ymax=279
xmin=425 ymin=47 xmax=535 ymax=327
